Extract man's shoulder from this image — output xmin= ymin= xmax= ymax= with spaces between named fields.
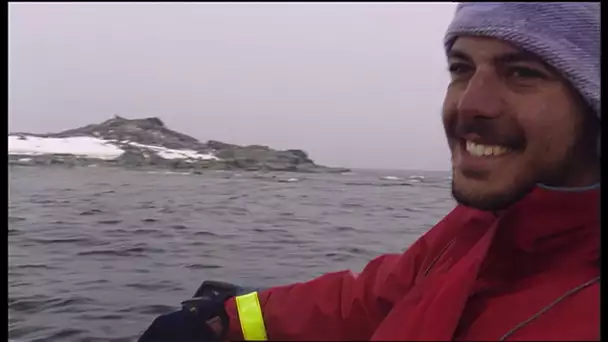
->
xmin=389 ymin=205 xmax=497 ymax=277
xmin=416 ymin=204 xmax=495 ymax=250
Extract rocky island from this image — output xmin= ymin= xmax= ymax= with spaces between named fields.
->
xmin=8 ymin=116 xmax=349 ymax=173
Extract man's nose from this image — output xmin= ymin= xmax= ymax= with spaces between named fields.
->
xmin=457 ymin=68 xmax=504 ymax=120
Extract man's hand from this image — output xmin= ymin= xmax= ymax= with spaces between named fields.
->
xmin=138 ymin=280 xmax=240 ymax=342
xmin=138 ymin=308 xmax=220 ymax=342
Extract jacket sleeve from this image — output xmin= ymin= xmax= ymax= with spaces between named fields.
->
xmin=223 ymin=240 xmax=432 ymax=341
xmin=222 ymin=205 xmax=489 ymax=341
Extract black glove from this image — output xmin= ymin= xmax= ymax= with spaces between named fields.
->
xmin=138 ymin=308 xmax=218 ymax=342
xmin=138 ymin=281 xmax=240 ymax=342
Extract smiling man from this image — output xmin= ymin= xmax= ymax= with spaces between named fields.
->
xmin=140 ymin=3 xmax=600 ymax=341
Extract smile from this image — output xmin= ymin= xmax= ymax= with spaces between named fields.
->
xmin=465 ymin=140 xmax=512 ymax=157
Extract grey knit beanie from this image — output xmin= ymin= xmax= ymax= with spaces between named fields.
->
xmin=444 ymin=2 xmax=601 ymax=118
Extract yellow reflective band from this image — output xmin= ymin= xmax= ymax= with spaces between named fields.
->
xmin=235 ymin=292 xmax=268 ymax=341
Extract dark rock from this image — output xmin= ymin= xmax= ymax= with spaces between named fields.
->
xmin=286 ymin=149 xmax=313 ymax=163
xmin=207 ymin=140 xmax=236 ymax=150
xmin=116 ymin=151 xmax=147 ymax=167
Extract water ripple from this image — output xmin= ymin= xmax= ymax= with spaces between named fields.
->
xmin=78 ymin=246 xmax=164 ymax=257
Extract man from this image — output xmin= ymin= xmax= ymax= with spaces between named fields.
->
xmin=140 ymin=2 xmax=600 ymax=341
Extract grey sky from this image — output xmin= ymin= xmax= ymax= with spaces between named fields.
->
xmin=9 ymin=2 xmax=457 ymax=171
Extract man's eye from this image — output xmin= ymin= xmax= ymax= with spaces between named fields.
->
xmin=448 ymin=63 xmax=473 ymax=75
xmin=506 ymin=67 xmax=547 ymax=80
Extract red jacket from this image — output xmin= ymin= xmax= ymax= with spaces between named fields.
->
xmin=225 ymin=186 xmax=599 ymax=341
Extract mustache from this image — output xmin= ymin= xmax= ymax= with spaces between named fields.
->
xmin=452 ymin=118 xmax=525 ymax=148
xmin=455 ymin=119 xmax=501 ymax=137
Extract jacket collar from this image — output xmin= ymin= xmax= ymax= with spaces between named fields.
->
xmin=495 ymin=185 xmax=599 ymax=256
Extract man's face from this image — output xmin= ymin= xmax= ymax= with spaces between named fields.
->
xmin=442 ymin=36 xmax=598 ymax=211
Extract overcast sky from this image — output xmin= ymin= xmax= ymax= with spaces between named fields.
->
xmin=9 ymin=2 xmax=457 ymax=171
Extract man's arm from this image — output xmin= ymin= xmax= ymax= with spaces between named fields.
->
xmin=224 ymin=250 xmax=427 ymax=340
xmin=222 ymin=206 xmax=484 ymax=341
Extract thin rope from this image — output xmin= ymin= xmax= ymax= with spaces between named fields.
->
xmin=499 ymin=276 xmax=600 ymax=341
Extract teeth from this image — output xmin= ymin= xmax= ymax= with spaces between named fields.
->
xmin=465 ymin=141 xmax=510 ymax=157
